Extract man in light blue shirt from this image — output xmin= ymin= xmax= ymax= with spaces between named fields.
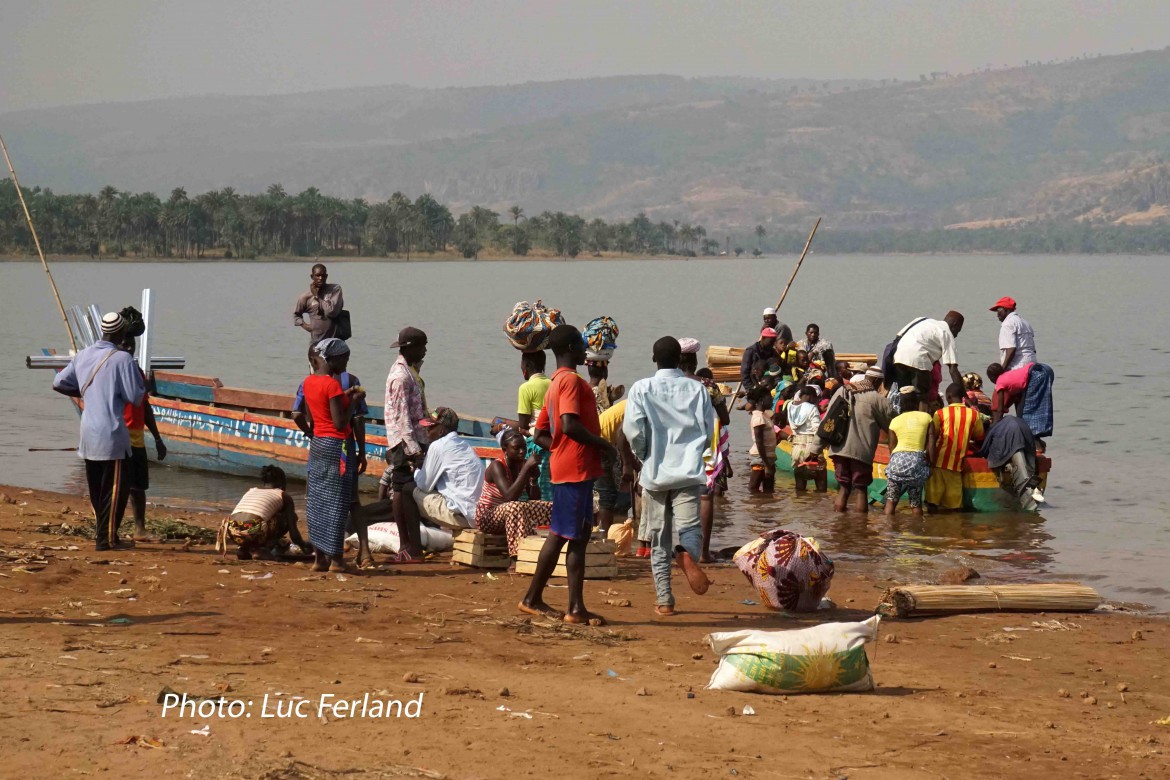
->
xmin=623 ymin=336 xmax=714 ymax=615
xmin=52 ymin=311 xmax=146 ymax=551
xmin=411 ymin=407 xmax=485 ymax=530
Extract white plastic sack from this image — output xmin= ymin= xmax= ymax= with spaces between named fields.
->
xmin=706 ymin=616 xmax=880 ymax=694
xmin=345 ymin=522 xmax=453 ymax=554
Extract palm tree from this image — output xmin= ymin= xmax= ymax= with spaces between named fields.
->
xmin=755 ymin=224 xmax=766 ymax=251
xmin=509 ymin=205 xmax=524 ymax=226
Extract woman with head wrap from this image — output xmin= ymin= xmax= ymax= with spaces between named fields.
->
xmin=475 ymin=428 xmax=553 ymax=556
xmin=301 ymin=338 xmax=367 ymax=572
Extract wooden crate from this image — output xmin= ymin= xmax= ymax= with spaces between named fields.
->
xmin=450 ymin=530 xmax=510 ymax=569
xmin=513 ymin=535 xmax=617 ymax=579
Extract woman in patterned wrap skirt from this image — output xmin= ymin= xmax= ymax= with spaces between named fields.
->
xmin=476 ymin=428 xmax=552 ymax=556
xmin=302 ymin=338 xmax=366 ymax=572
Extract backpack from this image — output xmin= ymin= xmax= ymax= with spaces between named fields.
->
xmin=817 ymin=388 xmax=853 ymax=447
xmin=881 ymin=317 xmax=929 ymax=385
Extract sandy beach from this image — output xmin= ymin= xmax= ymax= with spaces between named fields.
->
xmin=1 ymin=485 xmax=1168 ymax=779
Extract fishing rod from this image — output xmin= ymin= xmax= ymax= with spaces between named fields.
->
xmin=0 ymin=132 xmax=77 ymax=352
xmin=726 ymin=217 xmax=822 ymax=404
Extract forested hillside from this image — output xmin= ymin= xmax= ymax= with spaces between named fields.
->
xmin=4 ymin=49 xmax=1170 ymax=232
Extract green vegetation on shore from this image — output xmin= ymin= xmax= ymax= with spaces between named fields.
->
xmin=0 ymin=179 xmax=729 ymax=260
xmin=5 ymin=178 xmax=1170 ymax=260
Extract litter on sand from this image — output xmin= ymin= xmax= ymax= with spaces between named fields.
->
xmin=189 ymin=725 xmax=210 ymax=736
xmin=242 ymin=572 xmax=273 ymax=581
xmin=741 ymin=705 xmax=756 ymax=716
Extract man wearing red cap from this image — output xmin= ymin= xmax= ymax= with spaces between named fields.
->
xmin=740 ymin=326 xmax=779 ymax=396
xmin=990 ymin=297 xmax=1036 ymax=372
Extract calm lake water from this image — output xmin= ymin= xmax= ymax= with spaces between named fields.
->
xmin=3 ymin=256 xmax=1168 ymax=609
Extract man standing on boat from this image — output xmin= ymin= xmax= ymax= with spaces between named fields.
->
xmin=293 ymin=264 xmax=345 ymax=352
xmin=51 ymin=312 xmax=146 ymax=551
xmin=990 ymin=296 xmax=1037 ymax=371
xmin=762 ymin=307 xmax=793 ymax=345
xmin=380 ymin=327 xmax=429 ymax=563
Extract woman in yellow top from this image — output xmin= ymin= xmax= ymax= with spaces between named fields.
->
xmin=884 ymin=387 xmax=938 ymax=517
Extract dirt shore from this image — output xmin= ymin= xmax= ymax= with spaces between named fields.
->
xmin=1 ymin=485 xmax=1167 ymax=779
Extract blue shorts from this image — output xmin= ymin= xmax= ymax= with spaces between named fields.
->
xmin=550 ymin=480 xmax=595 ymax=540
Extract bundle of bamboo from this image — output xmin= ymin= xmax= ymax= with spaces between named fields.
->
xmin=878 ymin=584 xmax=1103 ymax=618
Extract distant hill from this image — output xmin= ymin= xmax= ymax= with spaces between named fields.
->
xmin=4 ymin=50 xmax=1170 ymax=230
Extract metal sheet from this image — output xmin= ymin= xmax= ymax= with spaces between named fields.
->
xmin=138 ymin=289 xmax=152 ymax=375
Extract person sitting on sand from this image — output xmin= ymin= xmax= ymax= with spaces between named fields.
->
xmin=216 ymin=465 xmax=311 ymax=560
xmin=476 ymin=428 xmax=552 ymax=557
xmin=884 ymin=388 xmax=937 ymax=517
xmin=519 ymin=325 xmax=616 ymax=625
xmin=623 ymin=336 xmax=714 ymax=617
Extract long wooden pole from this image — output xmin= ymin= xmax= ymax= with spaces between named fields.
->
xmin=773 ymin=217 xmax=820 ymax=311
xmin=0 ymin=133 xmax=76 ymax=352
xmin=728 ymin=217 xmax=822 ymax=404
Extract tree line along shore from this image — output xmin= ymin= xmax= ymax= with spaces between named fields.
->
xmin=4 ymin=179 xmax=1170 ymax=260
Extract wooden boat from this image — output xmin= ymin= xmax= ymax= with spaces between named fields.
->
xmin=143 ymin=371 xmax=502 ymax=487
xmin=774 ymin=434 xmax=1051 ymax=511
xmin=31 ymin=297 xmax=503 ymax=486
xmin=708 ymin=345 xmax=1052 ymax=511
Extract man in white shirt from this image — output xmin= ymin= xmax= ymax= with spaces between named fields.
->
xmin=623 ymin=337 xmax=715 ymax=616
xmin=411 ymin=407 xmax=485 ymax=530
xmin=990 ymin=296 xmax=1037 ymax=371
xmin=892 ymin=311 xmax=965 ymax=409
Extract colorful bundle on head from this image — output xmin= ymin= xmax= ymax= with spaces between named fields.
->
xmin=583 ymin=316 xmax=619 ymax=362
xmin=503 ymin=300 xmax=565 ymax=351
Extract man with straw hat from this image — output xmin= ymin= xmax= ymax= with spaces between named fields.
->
xmin=52 ymin=311 xmax=147 ymax=551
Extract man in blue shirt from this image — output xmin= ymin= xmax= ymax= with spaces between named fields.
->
xmin=623 ymin=336 xmax=715 ymax=616
xmin=53 ymin=312 xmax=146 ymax=551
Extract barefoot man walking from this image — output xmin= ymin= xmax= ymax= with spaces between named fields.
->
xmin=623 ymin=336 xmax=714 ymax=616
xmin=520 ymin=325 xmax=616 ymax=625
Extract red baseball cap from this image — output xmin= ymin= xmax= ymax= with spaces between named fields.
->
xmin=760 ymin=327 xmax=779 ymax=338
xmin=989 ymin=296 xmax=1017 ymax=311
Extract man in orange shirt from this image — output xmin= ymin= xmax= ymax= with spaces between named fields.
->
xmin=520 ymin=325 xmax=616 ymax=626
xmin=926 ymin=383 xmax=984 ymax=512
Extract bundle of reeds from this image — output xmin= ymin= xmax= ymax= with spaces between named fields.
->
xmin=878 ymin=583 xmax=1102 ymax=618
xmin=705 ymin=346 xmax=878 ymax=368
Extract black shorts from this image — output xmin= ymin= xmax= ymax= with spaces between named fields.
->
xmin=381 ymin=442 xmax=416 ymax=492
xmin=126 ymin=446 xmax=149 ymax=491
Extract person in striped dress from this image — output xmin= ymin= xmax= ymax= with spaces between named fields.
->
xmin=926 ymin=383 xmax=985 ymax=512
xmin=476 ymin=429 xmax=552 ymax=556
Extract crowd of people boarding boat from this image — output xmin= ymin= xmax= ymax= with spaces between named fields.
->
xmin=50 ymin=262 xmax=1054 ymax=625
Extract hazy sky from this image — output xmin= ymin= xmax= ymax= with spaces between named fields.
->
xmin=2 ymin=0 xmax=1168 ymax=110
